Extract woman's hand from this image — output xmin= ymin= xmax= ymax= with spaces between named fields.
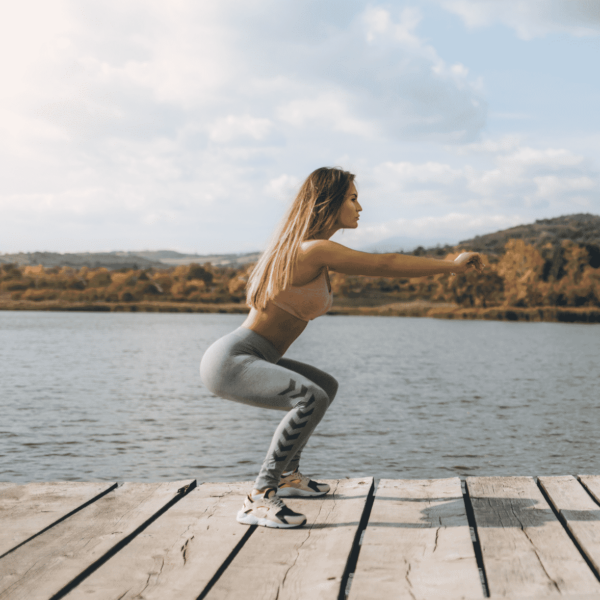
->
xmin=453 ymin=252 xmax=485 ymax=275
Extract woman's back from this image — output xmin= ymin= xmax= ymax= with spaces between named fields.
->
xmin=240 ymin=241 xmax=328 ymax=355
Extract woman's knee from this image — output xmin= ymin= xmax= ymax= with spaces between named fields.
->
xmin=315 ymin=374 xmax=338 ymax=407
xmin=313 ymin=376 xmax=338 ymax=409
xmin=326 ymin=376 xmax=339 ymax=404
xmin=295 ymin=383 xmax=332 ymax=416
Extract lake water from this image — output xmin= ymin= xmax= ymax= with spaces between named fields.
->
xmin=1 ymin=311 xmax=599 ymax=484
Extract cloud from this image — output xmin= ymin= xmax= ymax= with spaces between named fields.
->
xmin=265 ymin=174 xmax=301 ymax=203
xmin=332 ymin=140 xmax=600 ymax=249
xmin=1 ymin=1 xmax=598 ymax=256
xmin=333 ymin=212 xmax=524 ymax=250
xmin=3 ymin=1 xmax=487 ymax=145
xmin=373 ymin=143 xmax=598 ymax=209
xmin=435 ymin=0 xmax=600 ymax=39
xmin=277 ymin=93 xmax=377 ymax=138
xmin=209 ymin=116 xmax=274 ymax=144
xmin=0 ymin=0 xmax=491 ymax=252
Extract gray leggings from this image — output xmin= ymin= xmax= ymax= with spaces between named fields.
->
xmin=200 ymin=326 xmax=338 ymax=490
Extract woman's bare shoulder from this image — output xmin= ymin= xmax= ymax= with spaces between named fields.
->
xmin=297 ymin=240 xmax=338 ymax=270
xmin=299 ymin=239 xmax=344 ymax=257
xmin=299 ymin=240 xmax=387 ymax=275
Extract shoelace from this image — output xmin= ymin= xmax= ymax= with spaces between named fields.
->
xmin=264 ymin=495 xmax=287 ymax=510
xmin=254 ymin=489 xmax=287 ymax=510
xmin=296 ymin=471 xmax=312 ymax=485
xmin=284 ymin=470 xmax=311 ymax=486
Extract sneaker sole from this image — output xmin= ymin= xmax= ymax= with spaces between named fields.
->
xmin=236 ymin=510 xmax=306 ymax=528
xmin=277 ymin=487 xmax=329 ymax=498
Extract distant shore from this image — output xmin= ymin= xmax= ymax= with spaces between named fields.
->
xmin=2 ymin=299 xmax=599 ymax=323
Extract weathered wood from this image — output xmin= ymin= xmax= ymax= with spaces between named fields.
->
xmin=467 ymin=476 xmax=600 ymax=597
xmin=0 ymin=482 xmax=116 ymax=557
xmin=579 ymin=475 xmax=600 ymax=505
xmin=0 ymin=480 xmax=194 ymax=600
xmin=63 ymin=482 xmax=254 ymax=600
xmin=349 ymin=477 xmax=483 ymax=600
xmin=206 ymin=478 xmax=373 ymax=600
xmin=539 ymin=475 xmax=600 ymax=575
xmin=490 ymin=596 xmax=600 ymax=600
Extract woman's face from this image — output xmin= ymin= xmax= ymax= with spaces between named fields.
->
xmin=335 ymin=181 xmax=362 ymax=230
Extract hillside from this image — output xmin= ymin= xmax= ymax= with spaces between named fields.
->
xmin=0 ymin=250 xmax=261 ymax=270
xmin=2 ymin=213 xmax=599 ymax=272
xmin=0 ymin=252 xmax=164 ymax=270
xmin=2 ymin=229 xmax=600 ymax=322
xmin=455 ymin=213 xmax=600 ymax=256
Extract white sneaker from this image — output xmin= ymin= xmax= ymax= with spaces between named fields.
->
xmin=277 ymin=470 xmax=330 ymax=497
xmin=236 ymin=488 xmax=307 ymax=528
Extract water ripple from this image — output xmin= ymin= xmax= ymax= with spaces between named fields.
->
xmin=1 ymin=312 xmax=599 ymax=483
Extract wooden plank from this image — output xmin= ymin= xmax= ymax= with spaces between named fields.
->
xmin=579 ymin=475 xmax=600 ymax=505
xmin=63 ymin=482 xmax=254 ymax=600
xmin=539 ymin=476 xmax=600 ymax=574
xmin=0 ymin=482 xmax=116 ymax=557
xmin=0 ymin=480 xmax=194 ymax=600
xmin=349 ymin=477 xmax=483 ymax=600
xmin=206 ymin=478 xmax=373 ymax=600
xmin=467 ymin=476 xmax=600 ymax=597
xmin=492 ymin=596 xmax=600 ymax=600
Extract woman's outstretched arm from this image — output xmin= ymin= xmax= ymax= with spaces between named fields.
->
xmin=303 ymin=240 xmax=484 ymax=278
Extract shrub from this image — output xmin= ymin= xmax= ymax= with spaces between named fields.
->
xmin=152 ymin=274 xmax=172 ymax=292
xmin=1 ymin=280 xmax=31 ymax=291
xmin=228 ymin=277 xmax=246 ymax=295
xmin=88 ymin=270 xmax=112 ymax=287
xmin=22 ymin=289 xmax=58 ymax=301
xmin=187 ymin=264 xmax=213 ymax=284
xmin=66 ymin=278 xmax=86 ymax=290
xmin=136 ymin=281 xmax=162 ymax=296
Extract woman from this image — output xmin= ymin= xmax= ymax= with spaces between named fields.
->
xmin=200 ymin=167 xmax=483 ymax=529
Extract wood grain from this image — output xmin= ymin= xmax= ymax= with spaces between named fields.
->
xmin=539 ymin=475 xmax=600 ymax=575
xmin=467 ymin=476 xmax=600 ymax=597
xmin=0 ymin=482 xmax=116 ymax=557
xmin=0 ymin=480 xmax=193 ymax=600
xmin=206 ymin=478 xmax=373 ymax=600
xmin=579 ymin=475 xmax=600 ymax=505
xmin=349 ymin=477 xmax=483 ymax=600
xmin=64 ymin=482 xmax=254 ymax=600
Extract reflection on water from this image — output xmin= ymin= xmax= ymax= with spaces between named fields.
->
xmin=1 ymin=311 xmax=599 ymax=483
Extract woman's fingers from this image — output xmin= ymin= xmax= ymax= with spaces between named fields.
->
xmin=453 ymin=252 xmax=484 ymax=273
xmin=466 ymin=254 xmax=484 ymax=272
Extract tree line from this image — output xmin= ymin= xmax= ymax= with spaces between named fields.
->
xmin=1 ymin=239 xmax=599 ymax=309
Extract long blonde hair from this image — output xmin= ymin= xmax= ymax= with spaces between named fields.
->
xmin=246 ymin=167 xmax=355 ymax=310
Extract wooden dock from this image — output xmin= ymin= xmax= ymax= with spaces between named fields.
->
xmin=1 ymin=476 xmax=600 ymax=599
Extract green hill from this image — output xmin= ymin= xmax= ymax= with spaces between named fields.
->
xmin=456 ymin=213 xmax=600 ymax=255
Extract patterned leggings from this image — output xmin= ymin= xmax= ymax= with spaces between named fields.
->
xmin=200 ymin=326 xmax=338 ymax=490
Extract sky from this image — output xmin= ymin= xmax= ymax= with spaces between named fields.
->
xmin=1 ymin=0 xmax=599 ymax=255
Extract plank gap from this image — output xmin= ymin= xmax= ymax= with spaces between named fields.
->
xmin=338 ymin=478 xmax=376 ymax=600
xmin=577 ymin=476 xmax=600 ymax=508
xmin=0 ymin=483 xmax=118 ymax=561
xmin=46 ymin=480 xmax=196 ymax=600
xmin=536 ymin=476 xmax=600 ymax=584
xmin=196 ymin=524 xmax=256 ymax=600
xmin=463 ymin=479 xmax=490 ymax=598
